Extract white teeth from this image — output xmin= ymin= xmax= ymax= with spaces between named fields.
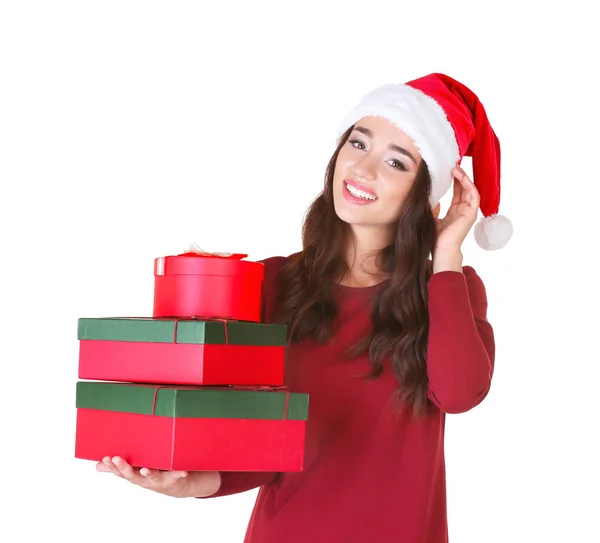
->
xmin=346 ymin=183 xmax=376 ymax=200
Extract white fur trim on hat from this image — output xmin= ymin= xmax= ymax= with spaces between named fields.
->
xmin=336 ymin=83 xmax=460 ymax=207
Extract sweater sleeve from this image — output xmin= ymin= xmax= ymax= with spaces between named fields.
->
xmin=426 ymin=265 xmax=495 ymax=414
xmin=197 ymin=471 xmax=280 ymax=498
xmin=197 ymin=255 xmax=289 ymax=499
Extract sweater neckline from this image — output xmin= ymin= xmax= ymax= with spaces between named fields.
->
xmin=332 ymin=279 xmax=389 ymax=295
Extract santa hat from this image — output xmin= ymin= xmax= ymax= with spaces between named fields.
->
xmin=336 ymin=73 xmax=512 ymax=250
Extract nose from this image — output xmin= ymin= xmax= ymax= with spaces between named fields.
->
xmin=352 ymin=151 xmax=378 ymax=182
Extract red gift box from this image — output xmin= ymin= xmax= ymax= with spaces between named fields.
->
xmin=153 ymin=251 xmax=264 ymax=322
xmin=77 ymin=317 xmax=287 ymax=386
xmin=74 ymin=381 xmax=309 ymax=472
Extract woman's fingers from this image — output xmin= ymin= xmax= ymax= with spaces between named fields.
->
xmin=96 ymin=460 xmax=111 ymax=473
xmin=451 ymin=178 xmax=462 ymax=205
xmin=452 ymin=167 xmax=479 ymax=210
xmin=164 ymin=470 xmax=189 ymax=482
xmin=140 ymin=467 xmax=165 ymax=484
xmin=98 ymin=456 xmax=125 ymax=478
xmin=143 ymin=468 xmax=188 ymax=485
xmin=97 ymin=455 xmax=189 ymax=495
xmin=111 ymin=456 xmax=146 ymax=485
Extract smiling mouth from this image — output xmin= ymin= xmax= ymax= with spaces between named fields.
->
xmin=344 ymin=181 xmax=377 ymax=201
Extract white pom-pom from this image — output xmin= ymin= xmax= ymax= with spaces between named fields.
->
xmin=474 ymin=214 xmax=513 ymax=250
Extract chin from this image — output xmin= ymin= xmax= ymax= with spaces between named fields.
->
xmin=333 ymin=207 xmax=352 ymax=225
xmin=332 ymin=195 xmax=352 ymax=224
xmin=333 ymin=199 xmax=367 ymax=226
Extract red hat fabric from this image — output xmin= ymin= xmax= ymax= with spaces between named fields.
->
xmin=336 ymin=73 xmax=512 ymax=250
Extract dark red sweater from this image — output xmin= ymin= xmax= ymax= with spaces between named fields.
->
xmin=201 ymin=255 xmax=495 ymax=543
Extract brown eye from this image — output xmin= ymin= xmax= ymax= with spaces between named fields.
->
xmin=348 ymin=139 xmax=366 ymax=150
xmin=388 ymin=159 xmax=407 ymax=172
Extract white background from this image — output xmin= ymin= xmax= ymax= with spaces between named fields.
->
xmin=1 ymin=1 xmax=598 ymax=542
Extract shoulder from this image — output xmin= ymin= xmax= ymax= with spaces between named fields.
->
xmin=259 ymin=254 xmax=292 ymax=272
xmin=257 ymin=252 xmax=300 ymax=323
xmin=258 ymin=252 xmax=299 ymax=283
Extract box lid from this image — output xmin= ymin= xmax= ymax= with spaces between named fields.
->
xmin=77 ymin=317 xmax=287 ymax=346
xmin=155 ymin=252 xmax=264 ymax=279
xmin=75 ymin=381 xmax=308 ymax=420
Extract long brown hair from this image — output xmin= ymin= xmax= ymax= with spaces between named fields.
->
xmin=274 ymin=125 xmax=438 ymax=420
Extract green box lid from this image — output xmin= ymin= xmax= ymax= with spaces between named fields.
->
xmin=77 ymin=317 xmax=287 ymax=346
xmin=75 ymin=381 xmax=308 ymax=421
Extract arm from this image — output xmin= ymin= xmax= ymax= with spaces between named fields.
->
xmin=197 ymin=255 xmax=289 ymax=498
xmin=426 ymin=265 xmax=495 ymax=414
xmin=196 ymin=471 xmax=279 ymax=498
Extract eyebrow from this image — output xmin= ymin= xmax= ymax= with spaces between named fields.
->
xmin=353 ymin=126 xmax=417 ymax=165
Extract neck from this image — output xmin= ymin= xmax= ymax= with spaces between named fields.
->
xmin=341 ymin=225 xmax=393 ymax=287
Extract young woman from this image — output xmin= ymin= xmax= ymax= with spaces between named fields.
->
xmin=97 ymin=73 xmax=512 ymax=542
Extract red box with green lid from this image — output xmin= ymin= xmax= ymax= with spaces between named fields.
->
xmin=74 ymin=381 xmax=309 ymax=472
xmin=77 ymin=317 xmax=287 ymax=386
xmin=153 ymin=251 xmax=264 ymax=322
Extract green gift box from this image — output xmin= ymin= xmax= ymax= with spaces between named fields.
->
xmin=78 ymin=317 xmax=288 ymax=386
xmin=75 ymin=381 xmax=309 ymax=472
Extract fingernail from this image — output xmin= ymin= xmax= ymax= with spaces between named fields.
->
xmin=103 ymin=457 xmax=111 ymax=465
xmin=112 ymin=457 xmax=120 ymax=465
xmin=140 ymin=468 xmax=148 ymax=476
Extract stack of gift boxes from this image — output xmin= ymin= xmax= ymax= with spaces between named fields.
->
xmin=74 ymin=251 xmax=309 ymax=472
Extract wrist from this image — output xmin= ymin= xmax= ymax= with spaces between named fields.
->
xmin=184 ymin=471 xmax=222 ymax=498
xmin=432 ymin=248 xmax=463 ymax=273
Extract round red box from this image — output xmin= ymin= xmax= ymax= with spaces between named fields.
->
xmin=153 ymin=252 xmax=264 ymax=322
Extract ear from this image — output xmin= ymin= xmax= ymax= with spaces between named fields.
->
xmin=432 ymin=203 xmax=441 ymax=219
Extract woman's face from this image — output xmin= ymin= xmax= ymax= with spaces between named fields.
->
xmin=332 ymin=116 xmax=423 ymax=231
